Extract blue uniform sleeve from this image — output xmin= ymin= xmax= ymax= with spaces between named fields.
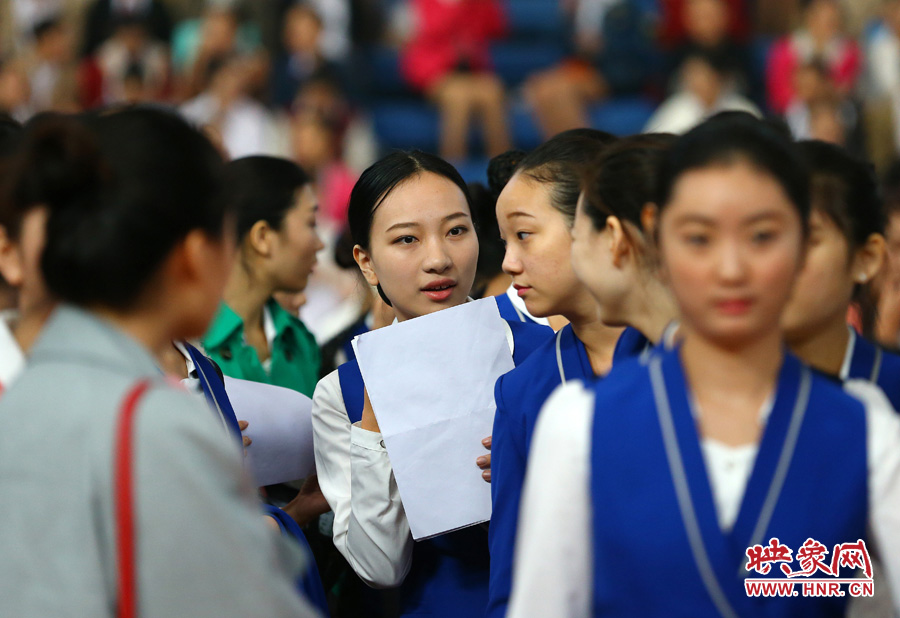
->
xmin=262 ymin=505 xmax=329 ymax=617
xmin=487 ymin=374 xmax=530 ymax=618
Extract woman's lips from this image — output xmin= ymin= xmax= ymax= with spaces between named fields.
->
xmin=716 ymin=298 xmax=753 ymax=316
xmin=422 ymin=280 xmax=456 ymax=301
xmin=513 ymin=284 xmax=531 ymax=297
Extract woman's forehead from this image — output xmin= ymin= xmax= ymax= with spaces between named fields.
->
xmin=372 ymin=173 xmax=469 ymax=232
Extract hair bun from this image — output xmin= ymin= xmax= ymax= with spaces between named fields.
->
xmin=14 ymin=116 xmax=104 ymax=216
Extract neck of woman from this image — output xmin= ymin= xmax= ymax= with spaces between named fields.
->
xmin=679 ymin=325 xmax=784 ymax=446
xmin=92 ymin=304 xmax=178 ymax=362
xmin=624 ymin=274 xmax=679 ymax=346
xmin=12 ymin=302 xmax=54 ymax=355
xmin=223 ymin=255 xmax=275 ymax=332
xmin=568 ymin=293 xmax=622 ymax=377
xmin=787 ymin=313 xmax=851 ymax=378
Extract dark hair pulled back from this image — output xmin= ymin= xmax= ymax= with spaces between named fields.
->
xmin=515 ymin=128 xmax=616 ymax=225
xmin=347 ymin=150 xmax=473 ymax=250
xmin=3 ymin=108 xmax=227 ymax=309
xmin=656 ymin=114 xmax=810 ymax=232
xmin=225 ymin=156 xmax=312 ymax=240
xmin=580 ymin=133 xmax=676 ymax=240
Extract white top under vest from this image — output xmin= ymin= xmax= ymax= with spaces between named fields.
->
xmin=507 ymin=379 xmax=900 ymax=618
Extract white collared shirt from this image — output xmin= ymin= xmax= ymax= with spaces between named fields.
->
xmin=311 ymin=317 xmax=515 ymax=586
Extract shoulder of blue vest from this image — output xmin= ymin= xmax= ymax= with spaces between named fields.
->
xmin=506 ymin=319 xmax=554 ymax=363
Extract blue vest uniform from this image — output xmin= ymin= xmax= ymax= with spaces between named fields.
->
xmin=844 ymin=331 xmax=900 ymax=411
xmin=494 ymin=293 xmax=548 ymax=326
xmin=336 ymin=320 xmax=552 ymax=617
xmin=487 ymin=324 xmax=595 ymax=618
xmin=184 ymin=343 xmax=329 ymax=616
xmin=589 ymin=347 xmax=868 ymax=617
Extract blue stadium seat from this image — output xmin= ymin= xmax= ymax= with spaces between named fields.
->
xmin=456 ymin=158 xmax=490 ymax=185
xmin=504 ymin=0 xmax=564 ymax=40
xmin=368 ymin=46 xmax=413 ymax=98
xmin=588 ymin=97 xmax=656 ymax=136
xmin=491 ymin=42 xmax=565 ymax=86
xmin=371 ymin=101 xmax=439 ymax=151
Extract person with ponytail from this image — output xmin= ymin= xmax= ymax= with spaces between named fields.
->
xmin=202 ymin=155 xmax=324 ymax=398
xmin=486 ymin=129 xmax=626 ymax=618
xmin=0 ymin=109 xmax=320 ymax=617
xmin=781 ymin=140 xmax=900 ymax=409
xmin=509 ymin=115 xmax=900 ymax=616
xmin=570 ymin=133 xmax=681 ymax=359
xmin=311 ymin=150 xmax=552 ymax=617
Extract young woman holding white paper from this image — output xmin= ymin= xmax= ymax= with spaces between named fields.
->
xmin=508 ymin=115 xmax=900 ymax=617
xmin=310 ymin=150 xmax=552 ymax=617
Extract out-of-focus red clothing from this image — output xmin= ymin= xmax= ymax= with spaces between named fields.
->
xmin=658 ymin=0 xmax=750 ymax=48
xmin=400 ymin=0 xmax=507 ymax=93
xmin=765 ymin=34 xmax=861 ymax=115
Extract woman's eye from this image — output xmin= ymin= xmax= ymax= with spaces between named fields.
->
xmin=752 ymin=230 xmax=777 ymax=245
xmin=684 ymin=234 xmax=709 ymax=246
xmin=448 ymin=225 xmax=468 ymax=237
xmin=516 ymin=231 xmax=531 ymax=241
xmin=394 ymin=235 xmax=417 ymax=245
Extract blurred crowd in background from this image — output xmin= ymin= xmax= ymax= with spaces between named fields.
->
xmin=5 ymin=0 xmax=900 ymax=345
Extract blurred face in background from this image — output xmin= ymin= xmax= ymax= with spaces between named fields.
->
xmin=805 ymin=0 xmax=842 ymax=42
xmin=284 ymin=6 xmax=322 ymax=55
xmin=684 ymin=0 xmax=729 ymax=45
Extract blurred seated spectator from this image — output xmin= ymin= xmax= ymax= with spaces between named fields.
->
xmin=785 ymin=60 xmax=861 ymax=150
xmin=867 ymin=0 xmax=900 ymax=154
xmin=664 ymin=0 xmax=752 ymax=95
xmin=291 ymin=106 xmax=356 ymax=230
xmin=279 ymin=0 xmax=353 ymax=63
xmin=181 ymin=53 xmax=276 ymax=158
xmin=644 ymin=49 xmax=760 ymax=134
xmin=399 ymin=0 xmax=511 ymax=160
xmin=173 ymin=3 xmax=264 ymax=100
xmin=272 ymin=4 xmax=341 ymax=110
xmin=659 ymin=0 xmax=749 ymax=47
xmin=7 ymin=0 xmax=64 ymax=55
xmin=766 ymin=0 xmax=861 ymax=116
xmin=5 ymin=17 xmax=79 ymax=116
xmin=79 ymin=15 xmax=169 ymax=108
xmin=525 ymin=0 xmax=658 ymax=138
xmin=81 ymin=0 xmax=172 ymax=57
xmin=0 ymin=64 xmax=32 ymax=122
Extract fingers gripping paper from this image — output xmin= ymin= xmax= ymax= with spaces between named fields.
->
xmin=351 ymin=298 xmax=515 ymax=540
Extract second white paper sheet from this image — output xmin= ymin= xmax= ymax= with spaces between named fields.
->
xmin=352 ymin=297 xmax=515 ymax=540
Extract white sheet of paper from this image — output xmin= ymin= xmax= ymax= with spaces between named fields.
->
xmin=351 ymin=297 xmax=515 ymax=540
xmin=224 ymin=377 xmax=316 ymax=486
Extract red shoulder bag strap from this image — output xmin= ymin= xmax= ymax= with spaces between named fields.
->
xmin=114 ymin=380 xmax=152 ymax=618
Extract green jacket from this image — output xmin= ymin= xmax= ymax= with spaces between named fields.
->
xmin=202 ymin=299 xmax=321 ymax=398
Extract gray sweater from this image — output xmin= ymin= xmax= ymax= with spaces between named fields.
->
xmin=0 ymin=305 xmax=320 ymax=617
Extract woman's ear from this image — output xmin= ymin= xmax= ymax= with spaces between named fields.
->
xmin=640 ymin=203 xmax=658 ymax=242
xmin=0 ymin=226 xmax=24 ymax=288
xmin=247 ymin=220 xmax=274 ymax=258
xmin=605 ymin=216 xmax=629 ymax=268
xmin=853 ymin=233 xmax=887 ymax=285
xmin=353 ymin=245 xmax=379 ymax=288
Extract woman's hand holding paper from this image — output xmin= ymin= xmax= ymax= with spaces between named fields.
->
xmin=477 ymin=435 xmax=492 ymax=483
